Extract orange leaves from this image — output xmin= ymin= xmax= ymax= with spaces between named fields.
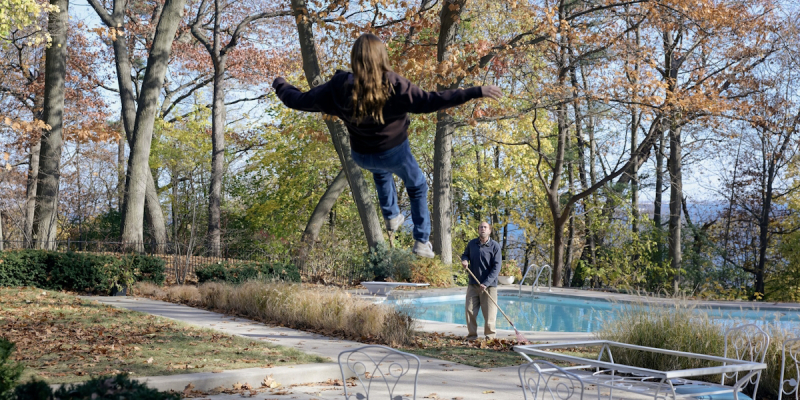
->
xmin=2 ymin=116 xmax=50 ymax=133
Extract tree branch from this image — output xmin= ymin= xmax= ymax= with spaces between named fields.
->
xmin=222 ymin=10 xmax=293 ymax=56
xmin=86 ymin=0 xmax=115 ymax=27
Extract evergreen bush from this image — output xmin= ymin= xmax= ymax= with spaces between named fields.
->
xmin=0 ymin=250 xmax=165 ymax=293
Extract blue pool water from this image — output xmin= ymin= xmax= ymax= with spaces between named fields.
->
xmin=387 ymin=294 xmax=800 ymax=333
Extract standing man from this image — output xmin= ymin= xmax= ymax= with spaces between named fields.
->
xmin=461 ymin=221 xmax=502 ymax=340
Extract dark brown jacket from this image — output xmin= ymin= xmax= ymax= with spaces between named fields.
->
xmin=272 ymin=71 xmax=484 ymax=154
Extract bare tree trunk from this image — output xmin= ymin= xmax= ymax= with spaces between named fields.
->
xmin=172 ymin=166 xmax=179 ymax=242
xmin=88 ymin=0 xmax=168 ymax=248
xmin=502 ymin=208 xmax=509 ymax=260
xmin=565 ymin=163 xmax=575 ymax=286
xmin=24 ymin=140 xmax=40 ymax=247
xmin=431 ymin=0 xmax=468 ymax=264
xmin=120 ymin=0 xmax=187 ymax=249
xmin=631 ymin=108 xmax=640 ymax=233
xmin=143 ymin=172 xmax=167 ymax=250
xmin=754 ymin=128 xmax=793 ymax=296
xmin=297 ymin=170 xmax=348 ymax=268
xmin=433 ymin=114 xmax=455 ymax=262
xmin=190 ymin=0 xmax=228 ymax=257
xmin=721 ymin=135 xmax=742 ymax=277
xmin=289 ymin=0 xmax=384 ymax=249
xmin=0 ymin=209 xmax=4 ymax=250
xmin=629 ymin=15 xmax=641 ymax=234
xmin=668 ymin=123 xmax=682 ymax=293
xmin=654 ymin=128 xmax=665 ymax=260
xmin=207 ymin=25 xmax=226 ymax=257
xmin=303 ymin=170 xmax=347 ymax=243
xmin=573 ymin=60 xmax=594 ymax=274
xmin=117 ymin=135 xmax=125 ymax=211
xmin=33 ymin=0 xmax=69 ymax=250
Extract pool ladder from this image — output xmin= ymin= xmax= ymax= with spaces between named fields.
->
xmin=518 ymin=264 xmax=552 ymax=296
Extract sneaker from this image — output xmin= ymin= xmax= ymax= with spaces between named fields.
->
xmin=385 ymin=214 xmax=405 ymax=233
xmin=412 ymin=240 xmax=435 ymax=258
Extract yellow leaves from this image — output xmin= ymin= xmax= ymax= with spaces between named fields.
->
xmin=261 ymin=375 xmax=281 ymax=388
xmin=0 ymin=0 xmax=56 ymax=38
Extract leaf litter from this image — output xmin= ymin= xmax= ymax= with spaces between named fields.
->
xmin=0 ymin=287 xmax=325 ymax=384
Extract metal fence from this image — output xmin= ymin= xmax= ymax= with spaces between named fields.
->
xmin=0 ymin=240 xmax=369 ymax=287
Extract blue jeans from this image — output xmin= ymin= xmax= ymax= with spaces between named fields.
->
xmin=350 ymin=139 xmax=430 ymax=243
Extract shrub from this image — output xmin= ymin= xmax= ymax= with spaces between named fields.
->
xmin=0 ymin=251 xmax=49 ymax=288
xmin=453 ymin=267 xmax=469 ymax=286
xmin=129 ymin=255 xmax=166 ymax=285
xmin=361 ymin=243 xmax=413 ymax=282
xmin=0 ymin=339 xmax=23 ymax=400
xmin=13 ymin=374 xmax=180 ymax=400
xmin=0 ymin=250 xmax=165 ymax=293
xmin=500 ymin=261 xmax=523 ymax=281
xmin=47 ymin=252 xmax=114 ymax=292
xmin=198 ymin=281 xmax=415 ymax=346
xmin=195 ymin=261 xmax=301 ymax=284
xmin=194 ymin=262 xmax=227 ymax=283
xmin=409 ymin=258 xmax=452 ymax=287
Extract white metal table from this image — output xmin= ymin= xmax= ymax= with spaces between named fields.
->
xmin=514 ymin=340 xmax=767 ymax=400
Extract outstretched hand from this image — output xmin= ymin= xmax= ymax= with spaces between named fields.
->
xmin=481 ymin=85 xmax=502 ymax=100
xmin=272 ymin=77 xmax=286 ymax=90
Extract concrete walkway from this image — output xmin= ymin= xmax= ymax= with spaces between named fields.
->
xmin=83 ymin=296 xmax=553 ymax=400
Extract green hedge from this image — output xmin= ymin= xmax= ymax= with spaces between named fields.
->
xmin=0 ymin=250 xmax=165 ymax=294
xmin=195 ymin=261 xmax=300 ymax=284
xmin=12 ymin=374 xmax=180 ymax=400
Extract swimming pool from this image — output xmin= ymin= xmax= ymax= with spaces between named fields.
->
xmin=387 ymin=294 xmax=800 ymax=333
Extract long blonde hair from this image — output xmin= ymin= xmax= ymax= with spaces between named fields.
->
xmin=351 ymin=33 xmax=393 ymax=124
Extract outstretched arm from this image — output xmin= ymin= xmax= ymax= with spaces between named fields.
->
xmin=400 ymin=79 xmax=502 ymax=114
xmin=272 ymin=77 xmax=329 ymax=113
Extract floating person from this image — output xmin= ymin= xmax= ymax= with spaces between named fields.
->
xmin=272 ymin=33 xmax=502 ymax=258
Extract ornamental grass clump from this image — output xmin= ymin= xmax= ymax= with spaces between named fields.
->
xmin=198 ymin=282 xmax=415 ymax=346
xmin=596 ymin=302 xmax=726 ymax=374
xmin=596 ymin=300 xmax=795 ymax=399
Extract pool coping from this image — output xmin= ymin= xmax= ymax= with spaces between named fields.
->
xmin=355 ymin=285 xmax=800 ymax=312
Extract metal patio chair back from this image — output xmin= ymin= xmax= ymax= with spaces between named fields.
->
xmin=338 ymin=345 xmax=420 ymax=400
xmin=779 ymin=337 xmax=800 ymax=400
xmin=722 ymin=323 xmax=770 ymax=398
xmin=519 ymin=360 xmax=585 ymax=400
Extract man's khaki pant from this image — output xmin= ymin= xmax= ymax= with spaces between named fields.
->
xmin=465 ymin=284 xmax=497 ymax=340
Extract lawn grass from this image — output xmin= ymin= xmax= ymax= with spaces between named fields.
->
xmin=0 ymin=287 xmax=327 ymax=384
xmin=402 ymin=333 xmax=599 ymax=369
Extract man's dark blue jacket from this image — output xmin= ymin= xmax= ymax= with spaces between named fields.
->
xmin=461 ymin=238 xmax=502 ymax=287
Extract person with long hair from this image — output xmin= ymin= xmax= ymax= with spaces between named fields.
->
xmin=272 ymin=33 xmax=501 ymax=258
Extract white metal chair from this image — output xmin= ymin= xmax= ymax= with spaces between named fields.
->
xmin=779 ymin=337 xmax=800 ymax=400
xmin=674 ymin=323 xmax=770 ymax=400
xmin=519 ymin=360 xmax=585 ymax=400
xmin=338 ymin=345 xmax=420 ymax=400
